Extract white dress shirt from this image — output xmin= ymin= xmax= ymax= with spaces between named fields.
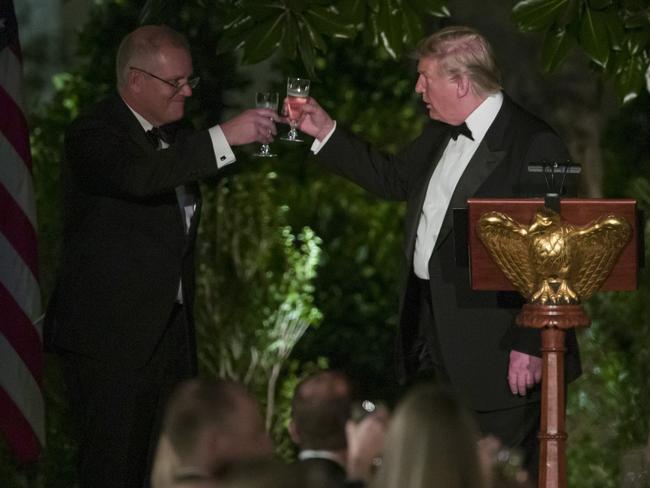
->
xmin=413 ymin=92 xmax=503 ymax=279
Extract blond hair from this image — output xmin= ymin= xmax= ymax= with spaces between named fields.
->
xmin=372 ymin=384 xmax=486 ymax=488
xmin=413 ymin=26 xmax=502 ymax=97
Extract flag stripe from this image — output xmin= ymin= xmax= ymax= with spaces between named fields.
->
xmin=0 ymin=333 xmax=44 ymax=427
xmin=0 ymin=84 xmax=31 ymax=166
xmin=0 ymin=284 xmax=42 ymax=382
xmin=0 ymin=381 xmax=41 ymax=464
xmin=0 ymin=133 xmax=38 ymax=228
xmin=0 ymin=232 xmax=41 ymax=324
xmin=0 ymin=185 xmax=38 ymax=277
xmin=0 ymin=43 xmax=22 ymax=108
xmin=0 ymin=0 xmax=45 ymax=462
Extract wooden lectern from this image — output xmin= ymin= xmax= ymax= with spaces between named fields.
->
xmin=465 ymin=198 xmax=640 ymax=488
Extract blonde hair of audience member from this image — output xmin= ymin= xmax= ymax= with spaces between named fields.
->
xmin=372 ymin=384 xmax=486 ymax=488
xmin=412 ymin=25 xmax=502 ymax=99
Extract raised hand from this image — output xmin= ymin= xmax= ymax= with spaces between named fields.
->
xmin=220 ymin=108 xmax=280 ymax=146
xmin=290 ymin=97 xmax=335 ymax=142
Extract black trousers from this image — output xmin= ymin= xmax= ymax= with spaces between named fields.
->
xmin=59 ymin=304 xmax=195 ymax=488
xmin=411 ymin=276 xmax=540 ymax=479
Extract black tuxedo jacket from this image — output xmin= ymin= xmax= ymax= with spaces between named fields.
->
xmin=298 ymin=457 xmax=347 ymax=488
xmin=46 ymin=93 xmax=223 ymax=369
xmin=316 ymin=94 xmax=581 ymax=411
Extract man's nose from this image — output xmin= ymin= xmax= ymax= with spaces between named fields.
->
xmin=414 ymin=77 xmax=424 ymax=93
xmin=179 ymin=83 xmax=192 ymax=97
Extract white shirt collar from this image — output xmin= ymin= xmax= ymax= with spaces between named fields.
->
xmin=298 ymin=449 xmax=346 ymax=468
xmin=464 ymin=91 xmax=503 ymax=143
xmin=122 ymin=97 xmax=154 ymax=131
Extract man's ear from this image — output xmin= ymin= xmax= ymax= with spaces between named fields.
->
xmin=288 ymin=419 xmax=300 ymax=445
xmin=129 ymin=69 xmax=142 ymax=94
xmin=456 ymin=75 xmax=471 ymax=98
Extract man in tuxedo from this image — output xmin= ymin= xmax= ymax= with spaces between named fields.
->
xmin=289 ymin=370 xmax=387 ymax=487
xmin=297 ymin=25 xmax=581 ymax=476
xmin=290 ymin=370 xmax=351 ymax=487
xmin=44 ymin=25 xmax=279 ymax=488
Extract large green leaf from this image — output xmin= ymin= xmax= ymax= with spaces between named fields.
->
xmin=541 ymin=27 xmax=575 ymax=72
xmin=240 ymin=0 xmax=285 ymax=21
xmin=401 ymin=2 xmax=424 ymax=47
xmin=602 ymin=7 xmax=625 ymax=50
xmin=623 ymin=11 xmax=650 ymax=29
xmin=298 ymin=14 xmax=328 ymax=53
xmin=611 ymin=51 xmax=646 ymax=102
xmin=621 ymin=29 xmax=650 ymax=57
xmin=587 ymin=0 xmax=614 ymax=9
xmin=242 ymin=13 xmax=286 ymax=64
xmin=362 ymin=7 xmax=380 ymax=47
xmin=338 ymin=0 xmax=366 ymax=24
xmin=297 ymin=22 xmax=317 ymax=78
xmin=579 ymin=7 xmax=611 ymax=67
xmin=367 ymin=0 xmax=382 ymax=14
xmin=304 ymin=6 xmax=357 ymax=38
xmin=409 ymin=0 xmax=450 ymax=18
xmin=375 ymin=0 xmax=401 ymax=59
xmin=512 ymin=0 xmax=571 ymax=32
xmin=280 ymin=12 xmax=299 ymax=59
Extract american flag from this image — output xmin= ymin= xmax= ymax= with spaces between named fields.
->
xmin=0 ymin=0 xmax=44 ymax=463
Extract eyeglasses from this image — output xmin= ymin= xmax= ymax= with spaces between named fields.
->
xmin=129 ymin=66 xmax=200 ymax=92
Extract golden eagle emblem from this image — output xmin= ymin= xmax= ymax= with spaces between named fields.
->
xmin=477 ymin=208 xmax=631 ymax=304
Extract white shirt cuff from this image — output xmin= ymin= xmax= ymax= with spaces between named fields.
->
xmin=208 ymin=125 xmax=236 ymax=168
xmin=310 ymin=121 xmax=337 ymax=154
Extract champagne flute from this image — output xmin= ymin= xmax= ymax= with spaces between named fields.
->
xmin=253 ymin=91 xmax=279 ymax=158
xmin=281 ymin=77 xmax=310 ymax=143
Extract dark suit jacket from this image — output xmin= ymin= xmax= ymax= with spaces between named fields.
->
xmin=299 ymin=457 xmax=347 ymax=488
xmin=315 ymin=93 xmax=581 ymax=411
xmin=46 ymin=93 xmax=223 ymax=369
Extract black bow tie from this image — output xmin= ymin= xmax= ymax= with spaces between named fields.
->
xmin=449 ymin=122 xmax=473 ymax=141
xmin=146 ymin=126 xmax=175 ymax=148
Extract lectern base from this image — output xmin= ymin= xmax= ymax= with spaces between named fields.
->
xmin=514 ymin=303 xmax=591 ymax=488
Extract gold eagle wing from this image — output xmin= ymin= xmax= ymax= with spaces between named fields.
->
xmin=568 ymin=215 xmax=631 ymax=300
xmin=477 ymin=211 xmax=537 ymax=299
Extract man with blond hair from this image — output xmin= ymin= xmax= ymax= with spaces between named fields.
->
xmin=45 ymin=25 xmax=279 ymax=488
xmin=297 ymin=25 xmax=581 ymax=476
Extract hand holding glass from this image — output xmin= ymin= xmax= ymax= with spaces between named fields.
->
xmin=253 ymin=92 xmax=279 ymax=158
xmin=282 ymin=77 xmax=310 ymax=143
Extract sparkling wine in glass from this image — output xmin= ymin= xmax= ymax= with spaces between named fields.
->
xmin=253 ymin=91 xmax=279 ymax=158
xmin=282 ymin=77 xmax=310 ymax=143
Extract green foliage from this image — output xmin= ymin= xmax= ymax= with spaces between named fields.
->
xmin=215 ymin=0 xmax=449 ymax=78
xmin=513 ymin=0 xmax=650 ymax=102
xmin=195 ymin=167 xmax=323 ymax=430
xmin=565 ymin=90 xmax=650 ymax=486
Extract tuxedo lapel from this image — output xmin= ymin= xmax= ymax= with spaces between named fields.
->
xmin=432 ymin=142 xmax=504 ymax=252
xmin=431 ymin=96 xmax=513 ymax=253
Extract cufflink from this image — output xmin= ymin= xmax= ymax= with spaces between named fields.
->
xmin=220 ymin=155 xmax=226 ymax=161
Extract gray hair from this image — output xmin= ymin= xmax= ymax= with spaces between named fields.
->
xmin=115 ymin=25 xmax=190 ymax=88
xmin=413 ymin=26 xmax=502 ymax=97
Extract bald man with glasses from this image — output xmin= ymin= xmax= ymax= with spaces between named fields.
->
xmin=44 ymin=25 xmax=279 ymax=488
